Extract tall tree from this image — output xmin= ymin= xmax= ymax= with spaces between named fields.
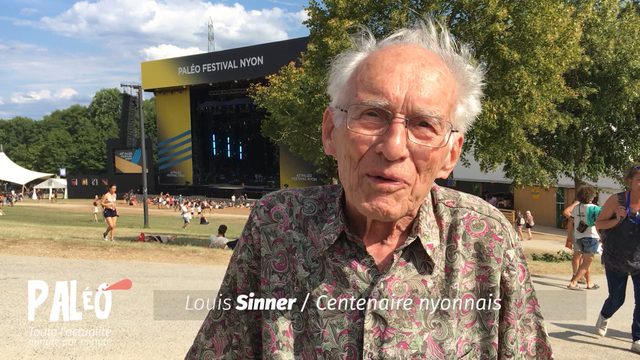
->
xmin=542 ymin=0 xmax=640 ymax=189
xmin=0 ymin=88 xmax=160 ymax=176
xmin=0 ymin=116 xmax=37 ymax=167
xmin=251 ymin=0 xmax=585 ymax=186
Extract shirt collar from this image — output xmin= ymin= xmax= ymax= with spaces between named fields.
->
xmin=316 ymin=185 xmax=442 ymax=257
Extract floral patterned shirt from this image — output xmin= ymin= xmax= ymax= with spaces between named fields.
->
xmin=185 ymin=184 xmax=553 ymax=360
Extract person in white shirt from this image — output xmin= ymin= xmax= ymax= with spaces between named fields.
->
xmin=209 ymin=225 xmax=229 ymax=249
xmin=181 ymin=202 xmax=191 ymax=230
xmin=567 ymin=185 xmax=600 ymax=290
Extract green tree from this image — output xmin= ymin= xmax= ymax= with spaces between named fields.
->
xmin=251 ymin=0 xmax=585 ymax=186
xmin=28 ymin=128 xmax=74 ymax=173
xmin=541 ymin=0 xmax=640 ymax=189
xmin=0 ymin=116 xmax=36 ymax=164
xmin=64 ymin=88 xmax=127 ymax=174
xmin=0 ymin=88 xmax=160 ymax=177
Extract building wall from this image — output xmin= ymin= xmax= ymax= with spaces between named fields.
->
xmin=514 ymin=186 xmax=558 ymax=227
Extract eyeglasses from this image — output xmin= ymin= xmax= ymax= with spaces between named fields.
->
xmin=337 ymin=104 xmax=458 ymax=148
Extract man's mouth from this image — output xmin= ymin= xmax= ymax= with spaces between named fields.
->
xmin=366 ymin=173 xmax=406 ymax=185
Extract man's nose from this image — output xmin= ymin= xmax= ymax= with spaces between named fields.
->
xmin=377 ymin=119 xmax=410 ymax=161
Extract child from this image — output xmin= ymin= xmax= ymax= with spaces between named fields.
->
xmin=92 ymin=201 xmax=99 ymax=222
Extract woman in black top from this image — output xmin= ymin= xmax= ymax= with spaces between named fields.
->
xmin=595 ymin=164 xmax=640 ymax=353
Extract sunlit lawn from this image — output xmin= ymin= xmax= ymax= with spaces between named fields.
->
xmin=0 ymin=199 xmax=604 ymax=275
xmin=0 ymin=199 xmax=247 ymax=265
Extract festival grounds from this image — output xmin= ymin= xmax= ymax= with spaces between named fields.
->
xmin=0 ymin=199 xmax=636 ymax=359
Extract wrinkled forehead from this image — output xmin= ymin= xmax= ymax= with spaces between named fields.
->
xmin=352 ymin=44 xmax=457 ymax=113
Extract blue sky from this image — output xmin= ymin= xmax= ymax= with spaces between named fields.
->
xmin=0 ymin=0 xmax=310 ymax=119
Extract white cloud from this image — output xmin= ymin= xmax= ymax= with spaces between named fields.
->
xmin=2 ymin=1 xmax=309 ymax=119
xmin=0 ymin=41 xmax=47 ymax=60
xmin=37 ymin=0 xmax=308 ymax=56
xmin=54 ymin=88 xmax=78 ymax=99
xmin=20 ymin=8 xmax=38 ymax=16
xmin=140 ymin=44 xmax=205 ymax=61
xmin=10 ymin=88 xmax=79 ymax=104
xmin=10 ymin=89 xmax=51 ymax=103
xmin=0 ymin=96 xmax=4 ymax=105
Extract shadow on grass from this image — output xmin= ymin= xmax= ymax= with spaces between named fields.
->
xmin=113 ymin=235 xmax=212 ymax=248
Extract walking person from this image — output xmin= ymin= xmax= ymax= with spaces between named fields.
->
xmin=566 ymin=185 xmax=600 ymax=290
xmin=525 ymin=210 xmax=535 ymax=240
xmin=515 ymin=210 xmax=525 ymax=240
xmin=594 ymin=164 xmax=640 ymax=353
xmin=101 ymin=184 xmax=118 ymax=241
xmin=181 ymin=201 xmax=191 ymax=230
xmin=564 ymin=199 xmax=587 ymax=285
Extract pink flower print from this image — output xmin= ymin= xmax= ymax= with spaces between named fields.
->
xmin=324 ymin=285 xmax=334 ymax=295
xmin=465 ymin=216 xmax=489 ymax=237
xmin=459 ymin=261 xmax=476 ymax=277
xmin=210 ymin=335 xmax=224 ymax=357
xmin=518 ymin=264 xmax=527 ymax=283
xmin=372 ymin=326 xmax=397 ymax=341
xmin=527 ymin=338 xmax=549 ymax=358
xmin=387 ymin=277 xmax=411 ymax=299
xmin=456 ymin=338 xmax=470 ymax=357
xmin=426 ymin=333 xmax=446 ymax=360
xmin=526 ymin=297 xmax=540 ymax=314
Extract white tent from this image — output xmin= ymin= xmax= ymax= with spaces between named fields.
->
xmin=33 ymin=178 xmax=68 ymax=200
xmin=0 ymin=145 xmax=53 ymax=185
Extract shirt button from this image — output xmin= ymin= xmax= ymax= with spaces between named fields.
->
xmin=371 ymin=289 xmax=379 ymax=300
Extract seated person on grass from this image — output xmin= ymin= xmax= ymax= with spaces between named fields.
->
xmin=209 ymin=225 xmax=229 ymax=249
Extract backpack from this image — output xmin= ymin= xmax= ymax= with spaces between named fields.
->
xmin=519 ymin=216 xmax=525 ymax=225
xmin=587 ymin=205 xmax=602 ymax=227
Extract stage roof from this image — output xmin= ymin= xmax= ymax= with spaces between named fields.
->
xmin=141 ymin=37 xmax=308 ymax=90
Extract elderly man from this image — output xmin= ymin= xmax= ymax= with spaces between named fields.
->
xmin=186 ymin=20 xmax=552 ymax=360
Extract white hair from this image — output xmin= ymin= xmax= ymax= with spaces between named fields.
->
xmin=327 ymin=19 xmax=485 ymax=134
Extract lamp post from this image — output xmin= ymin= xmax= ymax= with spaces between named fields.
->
xmin=121 ymin=83 xmax=149 ymax=228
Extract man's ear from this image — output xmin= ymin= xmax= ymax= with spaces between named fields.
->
xmin=322 ymin=107 xmax=337 ymax=157
xmin=436 ymin=134 xmax=463 ymax=179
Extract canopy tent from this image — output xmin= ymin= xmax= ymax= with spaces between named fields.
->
xmin=0 ymin=145 xmax=53 ymax=185
xmin=33 ymin=178 xmax=68 ymax=200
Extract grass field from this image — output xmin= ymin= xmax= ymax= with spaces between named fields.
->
xmin=0 ymin=198 xmax=604 ymax=275
xmin=0 ymin=199 xmax=245 ymax=265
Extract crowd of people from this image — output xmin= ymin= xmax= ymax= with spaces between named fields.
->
xmin=150 ymin=192 xmax=255 ymax=213
xmin=93 ymin=187 xmax=240 ymax=249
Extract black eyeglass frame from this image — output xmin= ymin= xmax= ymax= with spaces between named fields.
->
xmin=336 ymin=104 xmax=459 ymax=148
